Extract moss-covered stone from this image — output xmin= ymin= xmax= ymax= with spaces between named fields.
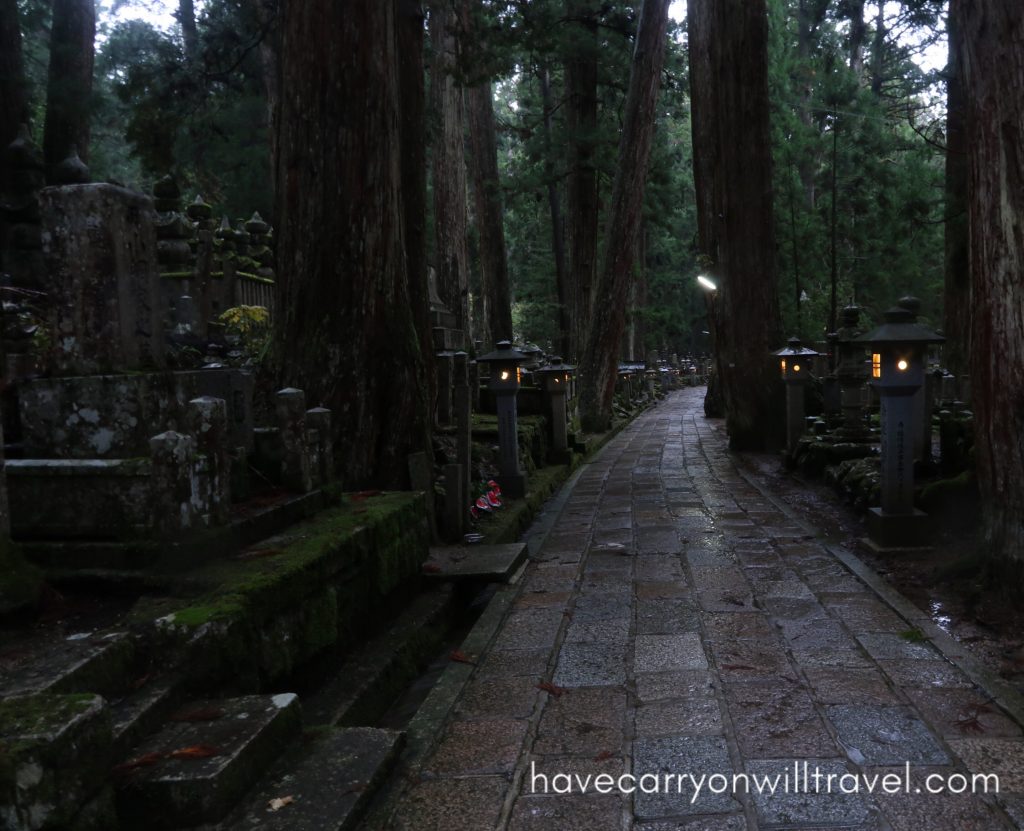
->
xmin=0 ymin=693 xmax=112 ymax=831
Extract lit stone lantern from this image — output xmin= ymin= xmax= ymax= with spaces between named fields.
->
xmin=772 ymin=337 xmax=820 ymax=456
xmin=477 ymin=340 xmax=529 ymax=499
xmin=644 ymin=367 xmax=659 ymax=399
xmin=857 ymin=306 xmax=945 ymax=547
xmin=534 ymin=357 xmax=576 ymax=463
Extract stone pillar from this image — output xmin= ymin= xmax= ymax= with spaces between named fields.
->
xmin=39 ymin=183 xmax=166 ymax=374
xmin=958 ymin=375 xmax=971 ymax=406
xmin=494 ymin=390 xmax=526 ymax=499
xmin=469 ymin=360 xmax=481 ymax=412
xmin=436 ymin=351 xmax=455 ymax=425
xmin=878 ymin=391 xmax=916 ymax=515
xmin=784 ymin=382 xmax=808 ymax=455
xmin=305 ymin=407 xmax=334 ymax=487
xmin=150 ymin=431 xmax=197 ymax=536
xmin=549 ymin=388 xmax=570 ymax=462
xmin=0 ymin=418 xmax=9 ymax=537
xmin=189 ymin=396 xmax=231 ymax=524
xmin=276 ymin=388 xmax=312 ymax=493
xmin=441 ymin=462 xmax=465 ymax=542
xmin=453 ymin=351 xmax=472 ymax=501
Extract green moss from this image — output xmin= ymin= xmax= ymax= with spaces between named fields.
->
xmin=0 ymin=693 xmax=97 ymax=739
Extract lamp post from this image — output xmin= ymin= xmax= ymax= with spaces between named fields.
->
xmin=477 ymin=340 xmax=528 ymax=499
xmin=534 ymin=357 xmax=575 ymax=463
xmin=772 ymin=337 xmax=820 ymax=457
xmin=856 ymin=306 xmax=944 ymax=547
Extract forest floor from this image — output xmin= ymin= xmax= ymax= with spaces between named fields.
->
xmin=739 ymin=449 xmax=1024 ymax=704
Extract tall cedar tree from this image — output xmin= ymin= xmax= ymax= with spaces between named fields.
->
xmin=42 ymin=0 xmax=95 ymax=180
xmin=576 ymin=0 xmax=670 ymax=432
xmin=954 ymin=0 xmax=1024 ymax=574
xmin=689 ymin=0 xmax=781 ymax=449
xmin=466 ymin=78 xmax=514 ymax=344
xmin=273 ymin=0 xmax=430 ymax=488
xmin=429 ymin=0 xmax=471 ymax=338
xmin=0 ymin=0 xmax=27 ymax=191
xmin=564 ymin=0 xmax=600 ymax=362
xmin=943 ymin=3 xmax=969 ymax=377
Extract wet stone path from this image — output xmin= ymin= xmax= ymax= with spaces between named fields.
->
xmin=386 ymin=388 xmax=1024 ymax=830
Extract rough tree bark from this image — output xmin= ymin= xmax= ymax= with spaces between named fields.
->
xmin=466 ymin=80 xmax=514 ymax=345
xmin=42 ymin=0 xmax=95 ymax=180
xmin=274 ymin=0 xmax=430 ymax=489
xmin=689 ymin=0 xmax=781 ymax=449
xmin=576 ymin=0 xmax=670 ymax=432
xmin=253 ymin=0 xmax=281 ymax=189
xmin=942 ymin=3 xmax=970 ymax=378
xmin=396 ymin=0 xmax=434 ymax=409
xmin=428 ymin=0 xmax=471 ymax=338
xmin=954 ymin=0 xmax=1024 ymax=575
xmin=539 ymin=63 xmax=570 ymax=358
xmin=0 ymin=0 xmax=27 ymax=191
xmin=177 ymin=0 xmax=199 ymax=64
xmin=565 ymin=0 xmax=600 ymax=361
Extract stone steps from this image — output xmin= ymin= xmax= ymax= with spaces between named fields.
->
xmin=223 ymin=726 xmax=405 ymax=831
xmin=110 ymin=675 xmax=183 ymax=758
xmin=114 ymin=693 xmax=302 ymax=829
xmin=422 ymin=542 xmax=529 ymax=584
xmin=0 ymin=629 xmax=134 ymax=698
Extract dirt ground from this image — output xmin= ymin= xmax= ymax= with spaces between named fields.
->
xmin=739 ymin=448 xmax=1024 ymax=700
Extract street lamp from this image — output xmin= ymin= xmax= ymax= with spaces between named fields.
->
xmin=477 ymin=340 xmax=529 ymax=498
xmin=856 ymin=305 xmax=944 ymax=548
xmin=772 ymin=336 xmax=820 ymax=457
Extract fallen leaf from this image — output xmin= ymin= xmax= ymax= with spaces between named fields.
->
xmin=342 ymin=782 xmax=367 ymax=795
xmin=537 ymin=680 xmax=567 ymax=697
xmin=112 ymin=751 xmax=165 ymax=776
xmin=422 ymin=562 xmax=443 ymax=574
xmin=267 ymin=796 xmax=294 ymax=812
xmin=128 ymin=672 xmax=156 ymax=690
xmin=351 ymin=490 xmax=382 ymax=501
xmin=168 ymin=744 xmax=221 ymax=760
xmin=449 ymin=649 xmax=476 ymax=665
xmin=593 ymin=750 xmax=615 ymax=762
xmin=236 ymin=547 xmax=283 ymax=561
xmin=171 ymin=705 xmax=225 ymax=722
xmin=721 ymin=664 xmax=756 ymax=671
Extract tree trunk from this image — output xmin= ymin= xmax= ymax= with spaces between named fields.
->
xmin=870 ymin=1 xmax=887 ymax=95
xmin=273 ymin=0 xmax=429 ymax=489
xmin=942 ymin=3 xmax=970 ymax=377
xmin=253 ymin=0 xmax=281 ymax=192
xmin=847 ymin=0 xmax=867 ymax=76
xmin=178 ymin=0 xmax=199 ymax=64
xmin=565 ymin=0 xmax=600 ymax=361
xmin=689 ymin=0 xmax=781 ymax=449
xmin=396 ymin=0 xmax=434 ymax=411
xmin=576 ymin=0 xmax=670 ymax=432
xmin=466 ymin=81 xmax=513 ymax=344
xmin=954 ymin=0 xmax=1024 ymax=575
xmin=428 ymin=0 xmax=471 ymax=339
xmin=0 ymin=0 xmax=27 ymax=191
xmin=42 ymin=0 xmax=95 ymax=180
xmin=539 ymin=64 xmax=570 ymax=358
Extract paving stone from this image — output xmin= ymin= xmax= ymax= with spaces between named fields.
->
xmin=425 ymin=718 xmax=529 ymax=775
xmin=868 ymin=765 xmax=1012 ymax=831
xmin=636 ymin=580 xmax=691 ymax=599
xmin=475 ymin=648 xmax=553 ymax=680
xmin=826 ymin=705 xmax=949 ymax=766
xmin=709 ymin=639 xmax=794 ymax=681
xmin=634 ymin=634 xmax=709 ymax=673
xmin=572 ymin=593 xmax=632 ymax=622
xmin=876 ymin=659 xmax=975 ymax=689
xmin=857 ymin=633 xmax=942 ymax=662
xmin=697 ymin=590 xmax=756 ymax=612
xmin=790 ymin=647 xmax=874 ymax=669
xmin=635 ymin=556 xmax=686 ymax=581
xmin=390 ymin=776 xmax=507 ymax=830
xmin=703 ymin=612 xmax=776 ymax=643
xmin=635 ymin=697 xmax=723 ymax=737
xmin=724 ymin=680 xmax=837 ymax=759
xmin=803 ymin=666 xmax=900 ymax=706
xmin=533 ymin=688 xmax=628 ymax=756
xmin=522 ymin=754 xmax=626 ymax=794
xmin=632 ymin=735 xmax=740 ymax=818
xmin=905 ymin=687 xmax=1023 ymax=740
xmin=453 ymin=677 xmax=542 ymax=720
xmin=636 ymin=598 xmax=702 ymax=634
xmin=744 ymin=758 xmax=870 ymax=826
xmin=634 ymin=816 xmax=747 ymax=831
xmin=565 ymin=617 xmax=631 ymax=643
xmin=514 ymin=590 xmax=574 ymax=610
xmin=635 ymin=671 xmax=717 ymax=704
xmin=553 ymin=642 xmax=628 ymax=688
xmin=824 ymin=596 xmax=908 ymax=633
xmin=490 ymin=609 xmax=565 ymax=651
xmin=507 ymin=794 xmax=625 ymax=830
xmin=948 ymin=738 xmax=1024 ymax=793
xmin=759 ymin=596 xmax=829 ymax=621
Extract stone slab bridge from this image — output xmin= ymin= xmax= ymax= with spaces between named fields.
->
xmin=373 ymin=387 xmax=1024 ymax=831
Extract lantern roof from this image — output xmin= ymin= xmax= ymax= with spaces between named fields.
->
xmin=477 ymin=340 xmax=529 ymax=364
xmin=772 ymin=336 xmax=820 ymax=358
xmin=534 ymin=356 xmax=575 ymax=374
xmin=855 ymin=307 xmax=945 ymax=346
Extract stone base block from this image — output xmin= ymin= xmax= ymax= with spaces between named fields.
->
xmin=865 ymin=507 xmax=932 ymax=550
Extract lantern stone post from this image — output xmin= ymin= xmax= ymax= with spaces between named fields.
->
xmin=772 ymin=337 xmax=820 ymax=457
xmin=534 ymin=357 xmax=575 ymax=464
xmin=857 ymin=306 xmax=944 ymax=548
xmin=477 ymin=341 xmax=528 ymax=499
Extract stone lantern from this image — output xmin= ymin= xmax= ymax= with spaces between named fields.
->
xmin=835 ymin=305 xmax=870 ymax=441
xmin=477 ymin=341 xmax=529 ymax=498
xmin=772 ymin=337 xmax=820 ymax=456
xmin=857 ymin=306 xmax=945 ymax=547
xmin=534 ymin=357 xmax=575 ymax=463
